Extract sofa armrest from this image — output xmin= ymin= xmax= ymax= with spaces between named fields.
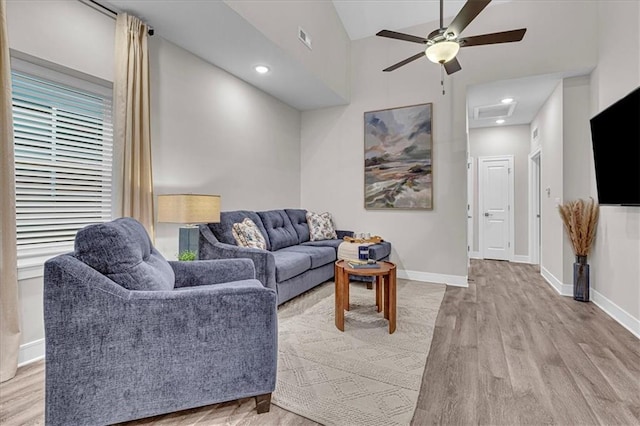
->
xmin=169 ymin=259 xmax=256 ymax=288
xmin=336 ymin=230 xmax=354 ymax=239
xmin=199 ymin=225 xmax=276 ymax=292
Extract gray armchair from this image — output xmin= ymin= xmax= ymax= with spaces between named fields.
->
xmin=44 ymin=218 xmax=277 ymax=426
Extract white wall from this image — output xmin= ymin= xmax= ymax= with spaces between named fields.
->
xmin=588 ymin=1 xmax=640 ymax=332
xmin=225 ymin=0 xmax=350 ymax=102
xmin=6 ymin=0 xmax=115 ymax=363
xmin=469 ymin=125 xmax=530 ymax=257
xmin=301 ymin=1 xmax=597 ymax=283
xmin=6 ymin=0 xmax=114 ymax=82
xmin=562 ymin=76 xmax=592 ymax=284
xmin=532 ymin=82 xmax=564 ymax=285
xmin=150 ymin=37 xmax=302 ymax=258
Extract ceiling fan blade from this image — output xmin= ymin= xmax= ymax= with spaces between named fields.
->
xmin=376 ymin=30 xmax=428 ymax=44
xmin=459 ymin=28 xmax=527 ymax=47
xmin=444 ymin=57 xmax=462 ymax=75
xmin=383 ymin=52 xmax=425 ymax=72
xmin=446 ymin=0 xmax=491 ymax=38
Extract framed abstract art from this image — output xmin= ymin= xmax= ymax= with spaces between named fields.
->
xmin=364 ymin=103 xmax=433 ymax=209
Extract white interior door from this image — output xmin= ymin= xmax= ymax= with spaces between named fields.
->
xmin=467 ymin=157 xmax=474 ymax=264
xmin=531 ymin=152 xmax=541 ymax=265
xmin=479 ymin=156 xmax=513 ymax=261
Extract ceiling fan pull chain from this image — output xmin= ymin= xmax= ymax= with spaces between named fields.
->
xmin=441 ymin=65 xmax=445 ymax=95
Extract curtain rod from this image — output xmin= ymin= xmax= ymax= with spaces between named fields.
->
xmin=78 ymin=0 xmax=155 ymax=36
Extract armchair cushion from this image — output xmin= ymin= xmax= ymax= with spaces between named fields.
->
xmin=74 ymin=218 xmax=174 ymax=291
xmin=257 ymin=210 xmax=298 ymax=251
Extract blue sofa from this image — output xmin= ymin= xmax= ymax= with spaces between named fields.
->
xmin=44 ymin=218 xmax=277 ymax=425
xmin=198 ymin=209 xmax=391 ymax=305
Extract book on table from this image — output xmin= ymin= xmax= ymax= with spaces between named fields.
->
xmin=347 ymin=259 xmax=380 ymax=269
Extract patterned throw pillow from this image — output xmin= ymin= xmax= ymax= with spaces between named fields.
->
xmin=232 ymin=218 xmax=267 ymax=250
xmin=306 ymin=211 xmax=337 ymax=241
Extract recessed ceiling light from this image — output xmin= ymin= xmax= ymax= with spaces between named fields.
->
xmin=501 ymin=98 xmax=514 ymax=104
xmin=496 ymin=119 xmax=505 ymax=124
xmin=255 ymin=65 xmax=270 ymax=74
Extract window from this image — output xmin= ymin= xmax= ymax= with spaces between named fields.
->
xmin=11 ymin=59 xmax=113 ymax=267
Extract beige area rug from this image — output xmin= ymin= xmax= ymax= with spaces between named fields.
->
xmin=272 ymin=280 xmax=446 ymax=426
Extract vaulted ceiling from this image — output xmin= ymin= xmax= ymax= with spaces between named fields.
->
xmin=103 ymin=0 xmax=566 ymax=125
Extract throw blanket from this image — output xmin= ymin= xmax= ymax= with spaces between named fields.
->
xmin=337 ymin=241 xmax=373 ymax=262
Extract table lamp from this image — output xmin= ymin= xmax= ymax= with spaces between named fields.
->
xmin=157 ymin=194 xmax=221 ymax=258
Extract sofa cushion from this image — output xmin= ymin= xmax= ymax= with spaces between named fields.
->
xmin=208 ymin=210 xmax=271 ymax=251
xmin=271 ymin=251 xmax=311 ymax=282
xmin=306 ymin=211 xmax=337 ymax=241
xmin=301 ymin=239 xmax=344 ymax=250
xmin=279 ymin=246 xmax=336 ymax=269
xmin=285 ymin=209 xmax=310 ymax=244
xmin=232 ymin=218 xmax=267 ymax=250
xmin=257 ymin=210 xmax=299 ymax=251
xmin=74 ymin=218 xmax=175 ymax=291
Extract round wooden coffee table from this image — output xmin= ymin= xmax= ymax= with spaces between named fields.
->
xmin=334 ymin=260 xmax=397 ymax=334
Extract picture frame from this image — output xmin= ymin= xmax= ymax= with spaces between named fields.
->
xmin=364 ymin=102 xmax=433 ymax=210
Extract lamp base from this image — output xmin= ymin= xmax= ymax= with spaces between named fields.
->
xmin=179 ymin=226 xmax=200 ymax=258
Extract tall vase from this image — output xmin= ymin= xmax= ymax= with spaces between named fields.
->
xmin=573 ymin=255 xmax=590 ymax=302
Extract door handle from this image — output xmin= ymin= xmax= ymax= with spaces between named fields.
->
xmin=484 ymin=212 xmax=491 ymax=217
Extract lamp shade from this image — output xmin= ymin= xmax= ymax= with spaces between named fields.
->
xmin=157 ymin=194 xmax=221 ymax=224
xmin=425 ymin=41 xmax=460 ymax=64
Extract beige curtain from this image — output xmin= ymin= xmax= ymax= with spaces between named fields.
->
xmin=0 ymin=0 xmax=21 ymax=383
xmin=114 ymin=13 xmax=154 ymax=237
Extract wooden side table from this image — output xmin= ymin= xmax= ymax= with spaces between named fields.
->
xmin=334 ymin=260 xmax=397 ymax=334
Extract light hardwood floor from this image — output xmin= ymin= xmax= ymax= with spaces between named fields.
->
xmin=1 ymin=260 xmax=638 ymax=425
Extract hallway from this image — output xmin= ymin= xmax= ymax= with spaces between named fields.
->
xmin=413 ymin=259 xmax=640 ymax=425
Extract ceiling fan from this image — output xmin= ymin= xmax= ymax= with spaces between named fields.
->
xmin=377 ymin=0 xmax=527 ymax=75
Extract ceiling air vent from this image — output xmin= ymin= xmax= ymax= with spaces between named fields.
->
xmin=473 ymin=102 xmax=517 ymax=120
xmin=298 ymin=27 xmax=312 ymax=50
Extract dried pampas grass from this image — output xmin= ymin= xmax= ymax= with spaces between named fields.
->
xmin=558 ymin=198 xmax=600 ymax=257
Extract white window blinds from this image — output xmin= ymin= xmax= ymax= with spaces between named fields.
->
xmin=11 ymin=66 xmax=113 ymax=262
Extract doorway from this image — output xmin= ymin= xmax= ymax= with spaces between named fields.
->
xmin=478 ymin=156 xmax=515 ymax=261
xmin=529 ymin=149 xmax=541 ymax=265
xmin=467 ymin=156 xmax=474 ymax=266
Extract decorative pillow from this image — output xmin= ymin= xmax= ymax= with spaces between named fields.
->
xmin=232 ymin=218 xmax=267 ymax=249
xmin=306 ymin=211 xmax=337 ymax=241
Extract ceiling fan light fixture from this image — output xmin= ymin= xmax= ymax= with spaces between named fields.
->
xmin=425 ymin=41 xmax=460 ymax=64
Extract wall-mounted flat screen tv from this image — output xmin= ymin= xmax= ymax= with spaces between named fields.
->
xmin=590 ymin=87 xmax=640 ymax=206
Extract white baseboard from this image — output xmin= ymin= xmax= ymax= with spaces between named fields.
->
xmin=538 ymin=268 xmax=639 ymax=339
xmin=591 ymin=290 xmax=640 ymax=339
xmin=540 ymin=266 xmax=573 ymax=296
xmin=470 ymin=253 xmax=530 ymax=264
xmin=398 ymin=269 xmax=468 ymax=287
xmin=18 ymin=338 xmax=45 ymax=367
